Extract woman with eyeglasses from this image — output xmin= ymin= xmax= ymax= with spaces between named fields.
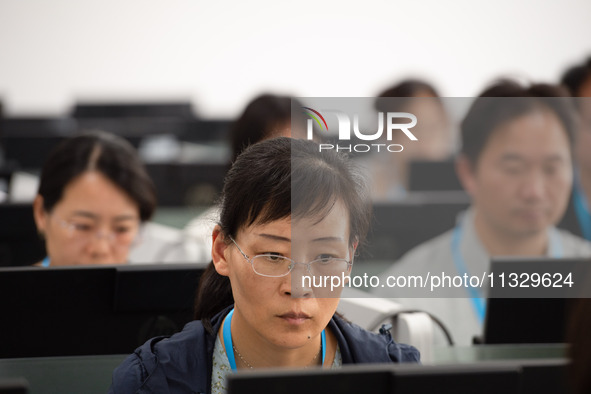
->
xmin=32 ymin=131 xmax=156 ymax=267
xmin=109 ymin=137 xmax=419 ymax=394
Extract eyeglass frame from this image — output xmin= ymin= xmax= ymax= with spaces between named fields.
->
xmin=55 ymin=217 xmax=142 ymax=246
xmin=228 ymin=235 xmax=353 ymax=278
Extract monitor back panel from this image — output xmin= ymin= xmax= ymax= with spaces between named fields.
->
xmin=0 ymin=264 xmax=203 ymax=358
xmin=227 ymin=363 xmax=521 ymax=394
xmin=0 ymin=204 xmax=46 ymax=267
xmin=363 ymin=198 xmax=469 ymax=261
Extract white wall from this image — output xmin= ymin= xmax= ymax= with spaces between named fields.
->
xmin=0 ymin=0 xmax=590 ymax=118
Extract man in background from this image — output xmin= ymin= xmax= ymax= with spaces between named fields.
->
xmin=375 ymin=80 xmax=591 ymax=346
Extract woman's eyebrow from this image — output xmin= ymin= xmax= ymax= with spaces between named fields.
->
xmin=311 ymin=236 xmax=345 ymax=243
xmin=70 ymin=211 xmax=98 ymax=219
xmin=69 ymin=211 xmax=137 ymax=221
xmin=256 ymin=233 xmax=291 ymax=242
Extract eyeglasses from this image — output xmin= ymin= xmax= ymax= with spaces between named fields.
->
xmin=228 ymin=236 xmax=352 ymax=278
xmin=57 ymin=218 xmax=140 ymax=247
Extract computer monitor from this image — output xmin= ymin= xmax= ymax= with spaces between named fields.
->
xmin=362 ymin=192 xmax=469 ymax=261
xmin=0 ymin=264 xmax=204 ymax=358
xmin=516 ymin=359 xmax=570 ymax=394
xmin=71 ymin=102 xmax=195 ymax=118
xmin=182 ymin=119 xmax=232 ymax=142
xmin=0 ymin=167 xmax=14 ymax=195
xmin=75 ymin=117 xmax=194 ymax=149
xmin=226 ymin=363 xmax=521 ymax=394
xmin=484 ymin=297 xmax=571 ymax=344
xmin=0 ymin=117 xmax=77 ymax=169
xmin=483 ymin=257 xmax=591 ymax=344
xmin=145 ymin=162 xmax=228 ymax=207
xmin=0 ymin=203 xmax=46 ymax=267
xmin=408 ymin=160 xmax=462 ymax=192
xmin=0 ymin=379 xmax=28 ymax=394
xmin=390 ymin=364 xmax=521 ymax=393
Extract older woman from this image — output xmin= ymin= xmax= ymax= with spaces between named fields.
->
xmin=109 ymin=138 xmax=419 ymax=394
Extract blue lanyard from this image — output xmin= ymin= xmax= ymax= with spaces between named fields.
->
xmin=451 ymin=225 xmax=486 ymax=326
xmin=41 ymin=257 xmax=50 ymax=267
xmin=451 ymin=221 xmax=564 ymax=326
xmin=222 ymin=308 xmax=326 ymax=371
xmin=573 ymin=180 xmax=591 ymax=241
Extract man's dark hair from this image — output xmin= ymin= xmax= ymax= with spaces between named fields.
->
xmin=560 ymin=56 xmax=591 ymax=97
xmin=460 ymin=80 xmax=576 ymax=165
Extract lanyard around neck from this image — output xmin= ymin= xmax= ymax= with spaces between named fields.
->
xmin=451 ymin=224 xmax=486 ymax=326
xmin=222 ymin=308 xmax=326 ymax=371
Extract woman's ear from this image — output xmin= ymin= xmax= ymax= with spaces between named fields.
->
xmin=349 ymin=237 xmax=359 ymax=264
xmin=33 ymin=195 xmax=47 ymax=235
xmin=211 ymin=225 xmax=230 ymax=277
xmin=352 ymin=238 xmax=359 ymax=253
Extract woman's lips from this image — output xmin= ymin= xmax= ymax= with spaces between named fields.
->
xmin=278 ymin=312 xmax=311 ymax=325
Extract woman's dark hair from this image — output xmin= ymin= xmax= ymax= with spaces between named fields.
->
xmin=194 ymin=137 xmax=371 ymax=331
xmin=375 ymin=79 xmax=441 ymax=113
xmin=460 ymin=80 xmax=576 ymax=166
xmin=560 ymin=56 xmax=591 ymax=97
xmin=37 ymin=130 xmax=156 ymax=221
xmin=230 ymin=94 xmax=304 ymax=161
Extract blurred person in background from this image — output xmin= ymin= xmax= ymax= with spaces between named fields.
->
xmin=374 ymin=80 xmax=591 ymax=345
xmin=228 ymin=93 xmax=306 ymax=161
xmin=369 ymin=79 xmax=455 ymax=201
xmin=33 ymin=131 xmax=156 ymax=267
xmin=560 ymin=56 xmax=591 ymax=241
xmin=183 ymin=93 xmax=306 ymax=263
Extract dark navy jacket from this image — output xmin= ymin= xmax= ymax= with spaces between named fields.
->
xmin=109 ymin=306 xmax=420 ymax=394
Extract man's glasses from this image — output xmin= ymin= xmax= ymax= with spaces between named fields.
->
xmin=229 ymin=236 xmax=352 ymax=278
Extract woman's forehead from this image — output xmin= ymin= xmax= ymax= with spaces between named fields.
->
xmin=293 ymin=201 xmax=350 ymax=241
xmin=242 ymin=201 xmax=350 ymax=241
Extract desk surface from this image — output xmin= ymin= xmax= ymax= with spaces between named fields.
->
xmin=433 ymin=343 xmax=567 ymax=364
xmin=0 ymin=354 xmax=127 ymax=394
